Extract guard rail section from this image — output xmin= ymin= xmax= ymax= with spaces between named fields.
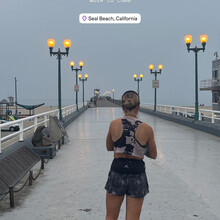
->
xmin=0 ymin=104 xmax=84 ymax=153
xmin=141 ymin=103 xmax=220 ymax=123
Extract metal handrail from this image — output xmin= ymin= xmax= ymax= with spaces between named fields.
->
xmin=200 ymin=79 xmax=220 ymax=88
xmin=141 ymin=103 xmax=220 ymax=124
xmin=0 ymin=103 xmax=84 ymax=153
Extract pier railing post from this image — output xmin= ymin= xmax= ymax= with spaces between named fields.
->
xmin=19 ymin=121 xmax=24 ymax=142
xmin=212 ymin=112 xmax=214 ymax=123
xmin=44 ymin=115 xmax=47 ymax=127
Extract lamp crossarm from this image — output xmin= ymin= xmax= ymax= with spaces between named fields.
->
xmin=187 ymin=46 xmax=205 ymax=53
xmin=79 ymin=78 xmax=87 ymax=82
xmin=150 ymin=70 xmax=161 ymax=75
xmin=50 ymin=51 xmax=69 ymax=58
xmin=134 ymin=78 xmax=142 ymax=82
xmin=71 ymin=67 xmax=83 ymax=72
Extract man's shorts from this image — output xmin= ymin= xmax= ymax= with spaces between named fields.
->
xmin=105 ymin=170 xmax=149 ymax=198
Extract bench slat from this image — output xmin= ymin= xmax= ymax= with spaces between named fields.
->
xmin=0 ymin=146 xmax=40 ymax=188
xmin=0 ymin=159 xmax=24 ymax=186
xmin=0 ymin=179 xmax=8 ymax=200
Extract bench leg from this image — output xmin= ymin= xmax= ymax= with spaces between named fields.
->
xmin=41 ymin=158 xmax=45 ymax=170
xmin=9 ymin=187 xmax=14 ymax=208
xmin=62 ymin=136 xmax=64 ymax=145
xmin=29 ymin=171 xmax=33 ymax=186
xmin=58 ymin=140 xmax=61 ymax=149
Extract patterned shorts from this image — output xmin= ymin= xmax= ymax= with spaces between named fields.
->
xmin=105 ymin=170 xmax=149 ymax=198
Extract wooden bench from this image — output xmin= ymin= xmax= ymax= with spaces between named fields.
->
xmin=0 ymin=146 xmax=40 ymax=207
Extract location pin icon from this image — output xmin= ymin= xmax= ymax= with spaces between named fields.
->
xmin=82 ymin=16 xmax=87 ymax=21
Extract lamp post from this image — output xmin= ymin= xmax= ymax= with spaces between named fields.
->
xmin=47 ymin=38 xmax=71 ymax=121
xmin=78 ymin=74 xmax=88 ymax=107
xmin=149 ymin=64 xmax=163 ymax=112
xmin=107 ymin=91 xmax=111 ymax=98
xmin=133 ymin=74 xmax=143 ymax=96
xmin=184 ymin=34 xmax=208 ymax=121
xmin=14 ymin=77 xmax=18 ymax=116
xmin=70 ymin=61 xmax=84 ymax=111
xmin=112 ymin=89 xmax=115 ymax=99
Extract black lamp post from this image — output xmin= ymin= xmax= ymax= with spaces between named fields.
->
xmin=14 ymin=77 xmax=18 ymax=116
xmin=184 ymin=34 xmax=208 ymax=121
xmin=149 ymin=64 xmax=163 ymax=112
xmin=70 ymin=60 xmax=83 ymax=111
xmin=133 ymin=74 xmax=143 ymax=96
xmin=78 ymin=74 xmax=88 ymax=107
xmin=47 ymin=38 xmax=71 ymax=121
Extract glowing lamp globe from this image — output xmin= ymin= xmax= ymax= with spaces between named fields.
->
xmin=47 ymin=38 xmax=55 ymax=48
xmin=149 ymin=64 xmax=154 ymax=70
xmin=78 ymin=74 xmax=82 ymax=79
xmin=85 ymin=74 xmax=88 ymax=78
xmin=140 ymin=74 xmax=144 ymax=78
xmin=200 ymin=34 xmax=208 ymax=43
xmin=79 ymin=61 xmax=84 ymax=67
xmin=184 ymin=35 xmax=192 ymax=44
xmin=63 ymin=39 xmax=71 ymax=48
xmin=158 ymin=64 xmax=163 ymax=70
xmin=70 ymin=61 xmax=75 ymax=67
xmin=133 ymin=74 xmax=137 ymax=79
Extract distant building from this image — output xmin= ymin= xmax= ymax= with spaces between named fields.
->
xmin=200 ymin=58 xmax=220 ymax=111
xmin=0 ymin=99 xmax=9 ymax=118
xmin=94 ymin=89 xmax=100 ymax=98
xmin=8 ymin=96 xmax=14 ymax=106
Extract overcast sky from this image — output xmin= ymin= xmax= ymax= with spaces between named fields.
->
xmin=0 ymin=0 xmax=219 ymax=106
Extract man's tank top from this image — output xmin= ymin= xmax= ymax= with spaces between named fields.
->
xmin=113 ymin=116 xmax=147 ymax=159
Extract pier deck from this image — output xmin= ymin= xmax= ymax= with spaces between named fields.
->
xmin=0 ymin=107 xmax=220 ymax=219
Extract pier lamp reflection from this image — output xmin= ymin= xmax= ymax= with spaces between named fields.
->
xmin=47 ymin=38 xmax=71 ymax=121
xmin=184 ymin=34 xmax=208 ymax=121
xmin=157 ymin=149 xmax=165 ymax=165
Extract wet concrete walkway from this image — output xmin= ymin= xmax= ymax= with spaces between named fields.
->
xmin=0 ymin=107 xmax=220 ymax=220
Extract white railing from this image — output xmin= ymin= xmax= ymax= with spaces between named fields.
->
xmin=200 ymin=79 xmax=220 ymax=89
xmin=0 ymin=103 xmax=84 ymax=153
xmin=141 ymin=103 xmax=220 ymax=124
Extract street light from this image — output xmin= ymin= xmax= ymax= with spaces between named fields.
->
xmin=184 ymin=34 xmax=208 ymax=121
xmin=112 ymin=89 xmax=115 ymax=99
xmin=78 ymin=74 xmax=88 ymax=107
xmin=70 ymin=60 xmax=84 ymax=111
xmin=105 ymin=91 xmax=110 ymax=98
xmin=149 ymin=64 xmax=163 ymax=112
xmin=47 ymin=38 xmax=71 ymax=121
xmin=133 ymin=74 xmax=143 ymax=96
